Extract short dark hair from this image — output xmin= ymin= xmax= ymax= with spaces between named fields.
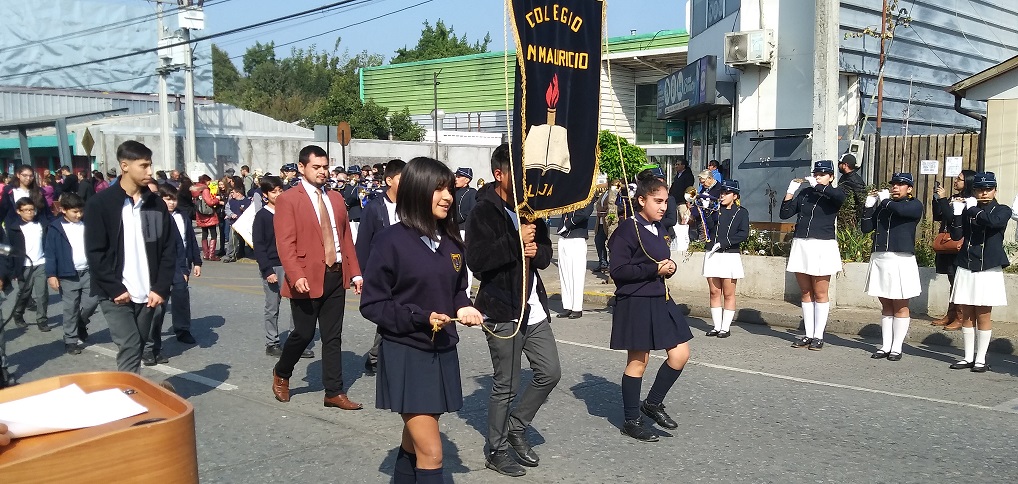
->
xmin=707 ymin=159 xmax=719 ymax=168
xmin=156 ymin=170 xmax=167 ymax=180
xmin=397 ymin=157 xmax=462 ymax=247
xmin=384 ymin=159 xmax=406 ymax=180
xmin=241 ymin=165 xmax=250 ymax=172
xmin=260 ymin=175 xmax=284 ymax=193
xmin=491 ymin=143 xmax=510 ymax=174
xmin=158 ymin=184 xmax=179 ymax=199
xmin=231 ymin=184 xmax=246 ymax=195
xmin=116 ymin=140 xmax=152 ymax=162
xmin=298 ymin=145 xmax=328 ymax=165
xmin=15 ymin=197 xmax=35 ymax=210
xmin=58 ymin=192 xmax=85 ymax=210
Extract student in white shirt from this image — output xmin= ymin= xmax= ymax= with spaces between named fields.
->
xmin=9 ymin=198 xmax=50 ymax=332
xmin=45 ymin=192 xmax=99 ymax=354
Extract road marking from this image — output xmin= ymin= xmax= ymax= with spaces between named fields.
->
xmin=86 ymin=346 xmax=239 ymax=391
xmin=555 ymin=339 xmax=1014 ymax=414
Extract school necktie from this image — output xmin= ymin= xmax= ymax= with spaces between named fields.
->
xmin=316 ymin=189 xmax=337 ymax=266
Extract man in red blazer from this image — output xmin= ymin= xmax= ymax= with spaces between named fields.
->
xmin=271 ymin=145 xmax=364 ymax=410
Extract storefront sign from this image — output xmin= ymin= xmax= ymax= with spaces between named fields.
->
xmin=656 ymin=55 xmax=718 ymax=119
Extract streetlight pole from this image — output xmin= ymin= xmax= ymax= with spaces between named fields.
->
xmin=432 ymin=70 xmax=441 ymax=159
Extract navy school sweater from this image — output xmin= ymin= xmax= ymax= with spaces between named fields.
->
xmin=779 ymin=184 xmax=847 ymax=240
xmin=608 ymin=213 xmax=674 ymax=297
xmin=252 ymin=207 xmax=281 ymax=279
xmin=861 ymin=197 xmax=923 ymax=254
xmin=950 ymin=199 xmax=1012 ymax=272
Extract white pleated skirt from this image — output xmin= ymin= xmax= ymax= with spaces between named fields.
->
xmin=865 ymin=252 xmax=921 ymax=299
xmin=786 ymin=238 xmax=843 ymax=276
xmin=951 ymin=266 xmax=1008 ymax=306
xmin=702 ymin=251 xmax=745 ymax=279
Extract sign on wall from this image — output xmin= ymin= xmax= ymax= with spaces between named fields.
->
xmin=656 ymin=55 xmax=719 ymax=119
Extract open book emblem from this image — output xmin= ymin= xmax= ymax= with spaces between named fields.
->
xmin=524 ymin=73 xmax=571 ymax=174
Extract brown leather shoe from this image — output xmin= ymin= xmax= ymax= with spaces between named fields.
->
xmin=272 ymin=370 xmax=290 ymax=402
xmin=943 ymin=320 xmax=963 ymax=331
xmin=931 ymin=303 xmax=955 ymax=326
xmin=324 ymin=393 xmax=363 ymax=410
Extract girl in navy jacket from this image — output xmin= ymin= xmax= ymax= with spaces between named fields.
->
xmin=702 ymin=180 xmax=749 ymax=338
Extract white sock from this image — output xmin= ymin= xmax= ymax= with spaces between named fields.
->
xmin=890 ymin=317 xmax=910 ymax=354
xmin=879 ymin=315 xmax=893 ymax=352
xmin=711 ymin=307 xmax=723 ymax=331
xmin=813 ymin=302 xmax=830 ymax=340
xmin=975 ymin=329 xmax=992 ymax=365
xmin=961 ymin=327 xmax=975 ymax=363
xmin=801 ymin=302 xmax=815 ymax=338
xmin=721 ymin=309 xmax=735 ymax=332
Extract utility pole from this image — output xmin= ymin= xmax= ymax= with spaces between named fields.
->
xmin=875 ymin=0 xmax=888 ymax=178
xmin=156 ymin=0 xmax=173 ymax=174
xmin=183 ymin=26 xmax=197 ymax=173
xmin=432 ymin=70 xmax=441 ymax=159
xmin=812 ymin=0 xmax=840 ymax=164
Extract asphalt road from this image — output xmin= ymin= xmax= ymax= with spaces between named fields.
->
xmin=5 ymin=260 xmax=1018 ymax=483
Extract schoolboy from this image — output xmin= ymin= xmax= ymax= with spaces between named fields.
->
xmin=44 ymin=192 xmax=99 ymax=354
xmin=8 ymin=198 xmax=50 ymax=332
xmin=222 ymin=184 xmax=251 ymax=263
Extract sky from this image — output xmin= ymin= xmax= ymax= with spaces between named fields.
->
xmin=195 ymin=0 xmax=688 ymax=64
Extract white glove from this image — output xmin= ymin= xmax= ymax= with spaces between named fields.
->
xmin=965 ymin=197 xmax=977 ymax=209
xmin=865 ymin=195 xmax=877 ymax=208
xmin=700 ymin=198 xmax=710 ymax=208
xmin=805 ymin=176 xmax=818 ymax=188
xmin=952 ymin=200 xmax=965 ymax=215
xmin=878 ymin=189 xmax=890 ymax=202
xmin=708 ymin=243 xmax=721 ymax=255
xmin=786 ymin=180 xmax=801 ymax=194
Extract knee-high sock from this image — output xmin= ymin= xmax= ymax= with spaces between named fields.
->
xmin=645 ymin=363 xmax=683 ymax=405
xmin=961 ymin=327 xmax=975 ymax=362
xmin=801 ymin=302 xmax=815 ymax=338
xmin=879 ymin=315 xmax=893 ymax=352
xmin=622 ymin=375 xmax=642 ymax=421
xmin=710 ymin=306 xmax=723 ymax=331
xmin=721 ymin=309 xmax=735 ymax=332
xmin=414 ymin=467 xmax=444 ymax=484
xmin=813 ymin=302 xmax=830 ymax=339
xmin=394 ymin=448 xmax=416 ymax=484
xmin=890 ymin=317 xmax=910 ymax=354
xmin=975 ymin=329 xmax=992 ymax=365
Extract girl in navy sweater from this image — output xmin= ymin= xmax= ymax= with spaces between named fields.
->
xmin=608 ymin=177 xmax=692 ymax=442
xmin=360 ymin=157 xmax=482 ymax=484
xmin=861 ymin=173 xmax=924 ymax=361
xmin=702 ymin=179 xmax=749 ymax=338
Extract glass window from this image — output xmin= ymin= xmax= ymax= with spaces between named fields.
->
xmin=636 ymin=84 xmax=667 ymax=144
xmin=687 ymin=117 xmax=704 ymax=169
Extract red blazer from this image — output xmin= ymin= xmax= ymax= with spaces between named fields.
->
xmin=274 ymin=182 xmax=362 ymax=299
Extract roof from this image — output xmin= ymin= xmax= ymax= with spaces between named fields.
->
xmin=0 ymin=108 xmax=127 ymax=130
xmin=947 ymin=54 xmax=1018 ymax=95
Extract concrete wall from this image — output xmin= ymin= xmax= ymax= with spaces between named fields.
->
xmin=984 ymin=98 xmax=1018 ymax=244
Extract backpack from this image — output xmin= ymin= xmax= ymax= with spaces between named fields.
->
xmin=195 ymin=192 xmax=214 ymax=215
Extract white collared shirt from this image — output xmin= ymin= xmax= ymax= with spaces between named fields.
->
xmin=504 ymin=207 xmax=548 ymax=326
xmin=384 ymin=195 xmax=400 ymax=225
xmin=21 ymin=221 xmax=45 ymax=267
xmin=12 ymin=187 xmax=29 ymax=204
xmin=121 ymin=196 xmax=151 ymax=303
xmin=62 ymin=221 xmax=89 ymax=270
xmin=172 ymin=212 xmax=187 ymax=250
xmin=301 ymin=179 xmax=342 ymax=263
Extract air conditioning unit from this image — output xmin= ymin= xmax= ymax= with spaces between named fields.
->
xmin=724 ymin=30 xmax=774 ymax=67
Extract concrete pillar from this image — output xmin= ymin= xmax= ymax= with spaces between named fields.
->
xmin=18 ymin=128 xmax=30 ymax=167
xmin=55 ymin=118 xmax=73 ymax=168
xmin=812 ymin=0 xmax=840 ymax=164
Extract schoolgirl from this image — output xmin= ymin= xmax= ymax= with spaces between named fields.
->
xmin=930 ymin=170 xmax=975 ymax=329
xmin=608 ymin=177 xmax=693 ymax=442
xmin=780 ymin=160 xmax=847 ymax=350
xmin=703 ymin=180 xmax=749 ymax=338
xmin=947 ymin=172 xmax=1011 ymax=373
xmin=861 ymin=173 xmax=924 ymax=360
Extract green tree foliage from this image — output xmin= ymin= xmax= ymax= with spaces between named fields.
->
xmin=391 ymin=19 xmax=491 ymax=64
xmin=597 ymin=130 xmax=647 ymax=182
xmin=211 ymin=44 xmax=241 ymax=105
xmin=390 ymin=107 xmax=426 ymax=142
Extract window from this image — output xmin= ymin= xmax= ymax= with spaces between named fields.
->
xmin=691 ymin=0 xmax=740 ymax=36
xmin=635 ymin=84 xmax=665 ymax=144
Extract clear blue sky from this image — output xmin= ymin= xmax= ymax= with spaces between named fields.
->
xmin=202 ymin=0 xmax=687 ymax=64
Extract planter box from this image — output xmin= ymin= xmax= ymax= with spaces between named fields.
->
xmin=669 ymin=252 xmax=839 ymax=304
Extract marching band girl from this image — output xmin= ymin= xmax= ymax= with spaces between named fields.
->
xmin=861 ymin=173 xmax=923 ymax=360
xmin=703 ymin=180 xmax=749 ymax=338
xmin=947 ymin=172 xmax=1011 ymax=373
xmin=780 ymin=160 xmax=847 ymax=351
xmin=930 ymin=170 xmax=975 ymax=329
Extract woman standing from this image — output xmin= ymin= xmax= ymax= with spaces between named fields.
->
xmin=0 ymin=165 xmax=50 ymax=226
xmin=360 ymin=157 xmax=482 ymax=483
xmin=674 ymin=186 xmax=696 ymax=253
xmin=948 ymin=172 xmax=1011 ymax=372
xmin=703 ymin=180 xmax=749 ymax=338
xmin=177 ymin=176 xmax=196 ymax=221
xmin=192 ymin=174 xmax=221 ymax=261
xmin=930 ymin=170 xmax=976 ymax=330
xmin=861 ymin=173 xmax=924 ymax=360
xmin=781 ymin=160 xmax=847 ymax=351
xmin=608 ymin=177 xmax=692 ymax=442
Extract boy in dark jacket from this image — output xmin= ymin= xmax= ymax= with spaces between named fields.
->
xmin=84 ymin=140 xmax=176 ymax=373
xmin=0 ymin=224 xmax=16 ymax=388
xmin=8 ymin=197 xmax=50 ymax=332
xmin=222 ymin=184 xmax=251 ymax=263
xmin=44 ymin=192 xmax=98 ymax=354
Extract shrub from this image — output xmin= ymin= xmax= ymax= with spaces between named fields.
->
xmin=837 ymin=226 xmax=872 ymax=263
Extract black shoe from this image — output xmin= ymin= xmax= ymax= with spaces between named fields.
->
xmin=142 ymin=352 xmax=157 ymax=366
xmin=717 ymin=330 xmax=731 ymax=338
xmin=808 ymin=339 xmax=824 ymax=351
xmin=507 ymin=430 xmax=539 ymax=467
xmin=556 ymin=310 xmax=572 ymax=318
xmin=791 ymin=336 xmax=812 ymax=348
xmin=65 ymin=343 xmax=82 ymax=355
xmin=706 ymin=329 xmax=720 ymax=337
xmin=77 ymin=326 xmax=89 ymax=342
xmin=13 ymin=319 xmax=27 ymax=329
xmin=364 ymin=358 xmax=377 ymax=377
xmin=621 ymin=418 xmax=659 ymax=442
xmin=301 ymin=349 xmax=315 ymax=359
xmin=0 ymin=368 xmax=13 ymax=389
xmin=38 ymin=323 xmax=51 ymax=332
xmin=222 ymin=258 xmax=235 ymax=263
xmin=176 ymin=331 xmax=197 ymax=345
xmin=871 ymin=350 xmax=889 ymax=359
xmin=265 ymin=344 xmax=283 ymax=357
xmin=949 ymin=360 xmax=974 ymax=370
xmin=486 ymin=450 xmax=527 ymax=477
xmin=568 ymin=311 xmax=583 ymax=319
xmin=640 ymin=401 xmax=678 ymax=430
xmin=971 ymin=363 xmax=990 ymax=373
xmin=887 ymin=352 xmax=902 ymax=361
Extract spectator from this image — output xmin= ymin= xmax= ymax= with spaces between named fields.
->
xmin=837 ymin=153 xmax=867 ymax=222
xmin=1 ymin=165 xmax=51 ymax=227
xmin=93 ymin=171 xmax=109 ymax=192
xmin=668 ymin=158 xmax=694 ymax=203
xmin=193 ymin=174 xmax=221 ymax=261
xmin=221 ymin=184 xmax=251 ymax=263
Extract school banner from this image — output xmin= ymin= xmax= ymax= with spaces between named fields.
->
xmin=510 ymin=0 xmax=604 ymax=218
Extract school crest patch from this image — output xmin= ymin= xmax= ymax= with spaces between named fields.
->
xmin=451 ymin=253 xmax=463 ymax=272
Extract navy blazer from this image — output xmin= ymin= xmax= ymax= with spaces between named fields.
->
xmin=559 ymin=202 xmax=594 ymax=239
xmin=861 ymin=197 xmax=923 ymax=254
xmin=355 ymin=193 xmax=394 ymax=267
xmin=44 ymin=218 xmax=83 ymax=278
xmin=6 ymin=218 xmax=46 ymax=271
xmin=0 ymin=225 xmax=13 ymax=285
xmin=780 ymin=184 xmax=847 ymax=240
xmin=950 ymin=199 xmax=1012 ymax=272
xmin=708 ymin=205 xmax=750 ymax=252
xmin=252 ymin=207 xmax=280 ymax=279
xmin=608 ymin=214 xmax=673 ymax=297
xmin=170 ymin=211 xmax=202 ymax=283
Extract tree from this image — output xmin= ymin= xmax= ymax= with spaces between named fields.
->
xmin=211 ymin=44 xmax=241 ymax=103
xmin=242 ymin=41 xmax=277 ymax=76
xmin=389 ymin=107 xmax=426 ymax=141
xmin=597 ymin=130 xmax=647 ymax=182
xmin=391 ymin=19 xmax=491 ymax=64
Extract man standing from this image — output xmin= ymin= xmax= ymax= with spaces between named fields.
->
xmin=84 ymin=141 xmax=176 ymax=373
xmin=342 ymin=165 xmax=364 ymax=240
xmin=240 ymin=165 xmax=255 ymax=194
xmin=668 ymin=158 xmax=694 ymax=203
xmin=271 ymin=145 xmax=364 ymax=410
xmin=837 ymin=153 xmax=867 ymax=222
xmin=466 ymin=144 xmax=562 ymax=478
xmin=556 ymin=202 xmax=593 ymax=319
xmin=454 ymin=167 xmax=478 ymax=295
xmin=168 ymin=170 xmax=181 ymax=189
xmin=57 ymin=165 xmax=79 ymax=198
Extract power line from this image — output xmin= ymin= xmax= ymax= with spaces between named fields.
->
xmin=0 ymin=0 xmax=364 ymax=81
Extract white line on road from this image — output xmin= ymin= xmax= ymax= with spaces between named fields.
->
xmin=555 ymin=339 xmax=1015 ymax=415
xmin=86 ymin=345 xmax=239 ymax=391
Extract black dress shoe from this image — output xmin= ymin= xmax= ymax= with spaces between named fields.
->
xmin=265 ymin=344 xmax=283 ymax=357
xmin=808 ymin=339 xmax=824 ymax=351
xmin=38 ymin=323 xmax=51 ymax=332
xmin=142 ymin=352 xmax=157 ymax=366
xmin=176 ymin=331 xmax=197 ymax=344
xmin=77 ymin=326 xmax=89 ymax=341
xmin=641 ymin=401 xmax=678 ymax=429
xmin=971 ymin=363 xmax=990 ymax=373
xmin=887 ymin=352 xmax=902 ymax=361
xmin=364 ymin=358 xmax=377 ymax=377
xmin=568 ymin=311 xmax=583 ymax=319
xmin=791 ymin=336 xmax=812 ymax=348
xmin=717 ymin=331 xmax=731 ymax=338
xmin=871 ymin=350 xmax=889 ymax=359
xmin=949 ymin=360 xmax=974 ymax=370
xmin=301 ymin=349 xmax=315 ymax=359
xmin=156 ymin=353 xmax=170 ymax=364
xmin=706 ymin=329 xmax=720 ymax=337
xmin=507 ymin=430 xmax=539 ymax=467
xmin=13 ymin=319 xmax=27 ymax=329
xmin=556 ymin=310 xmax=573 ymax=318
xmin=486 ymin=450 xmax=527 ymax=477
xmin=65 ymin=343 xmax=82 ymax=355
xmin=621 ymin=418 xmax=659 ymax=442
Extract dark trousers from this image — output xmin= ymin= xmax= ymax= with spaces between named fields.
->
xmin=274 ymin=270 xmax=347 ymax=397
xmin=100 ymin=300 xmax=158 ymax=373
xmin=147 ymin=279 xmax=191 ymax=354
xmin=594 ymin=224 xmax=608 ymax=265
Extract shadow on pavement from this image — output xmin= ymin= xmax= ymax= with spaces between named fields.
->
xmin=291 ymin=351 xmax=361 ymax=396
xmin=167 ymin=362 xmax=232 ymax=399
xmin=569 ymin=372 xmax=623 ymax=429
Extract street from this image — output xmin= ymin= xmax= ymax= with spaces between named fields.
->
xmin=5 ymin=259 xmax=1018 ymax=483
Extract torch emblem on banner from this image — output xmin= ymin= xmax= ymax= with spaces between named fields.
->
xmin=523 ymin=73 xmax=571 ymax=174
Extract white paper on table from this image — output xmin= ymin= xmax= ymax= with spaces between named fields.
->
xmin=0 ymin=384 xmax=148 ymax=439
